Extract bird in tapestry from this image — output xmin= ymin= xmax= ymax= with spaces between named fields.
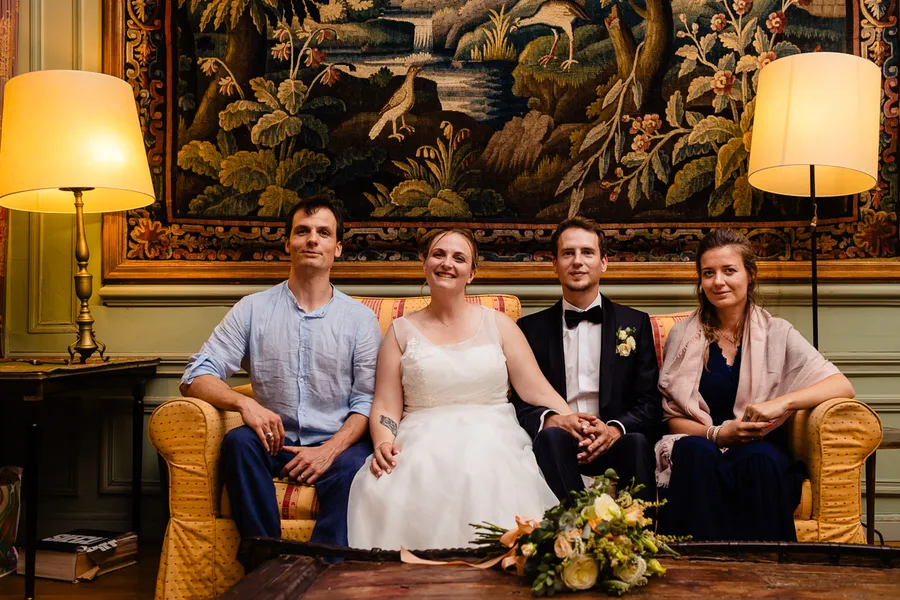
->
xmin=510 ymin=0 xmax=591 ymax=71
xmin=368 ymin=65 xmax=424 ymax=143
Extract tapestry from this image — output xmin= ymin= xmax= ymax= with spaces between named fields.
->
xmin=0 ymin=0 xmax=17 ymax=354
xmin=112 ymin=0 xmax=897 ymax=278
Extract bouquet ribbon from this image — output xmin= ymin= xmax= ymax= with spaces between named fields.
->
xmin=400 ymin=516 xmax=538 ymax=576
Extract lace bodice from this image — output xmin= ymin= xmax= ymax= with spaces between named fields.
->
xmin=393 ymin=306 xmax=509 ymax=414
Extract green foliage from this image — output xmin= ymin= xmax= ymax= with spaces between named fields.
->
xmin=180 ymin=18 xmax=348 ymax=218
xmin=470 ymin=5 xmax=518 ymax=63
xmin=568 ymin=0 xmax=809 ymax=217
xmin=368 ymin=67 xmax=394 ymax=88
xmin=470 ymin=472 xmax=678 ymax=596
xmin=371 ymin=121 xmax=502 ymax=219
xmin=180 ymin=0 xmax=278 ymax=34
xmin=666 ymin=156 xmax=716 ymax=207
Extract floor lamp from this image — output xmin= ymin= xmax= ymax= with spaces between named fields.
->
xmin=748 ymin=52 xmax=881 ymax=349
xmin=0 ymin=70 xmax=154 ymax=362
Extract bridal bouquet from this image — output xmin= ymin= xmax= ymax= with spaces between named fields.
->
xmin=471 ymin=470 xmax=676 ymax=596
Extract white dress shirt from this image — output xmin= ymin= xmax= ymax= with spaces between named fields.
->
xmin=539 ymin=293 xmax=626 ymax=435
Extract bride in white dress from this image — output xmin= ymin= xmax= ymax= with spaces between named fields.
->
xmin=348 ymin=229 xmax=584 ymax=550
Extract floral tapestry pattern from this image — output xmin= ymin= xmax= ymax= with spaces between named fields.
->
xmin=115 ymin=0 xmax=897 ymax=277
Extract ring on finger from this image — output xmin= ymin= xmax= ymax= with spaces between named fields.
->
xmin=265 ymin=431 xmax=274 ymax=439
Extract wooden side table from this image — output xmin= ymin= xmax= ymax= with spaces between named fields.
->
xmin=0 ymin=357 xmax=159 ymax=600
xmin=865 ymin=426 xmax=900 ymax=544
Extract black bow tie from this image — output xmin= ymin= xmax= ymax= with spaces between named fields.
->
xmin=564 ymin=306 xmax=603 ymax=329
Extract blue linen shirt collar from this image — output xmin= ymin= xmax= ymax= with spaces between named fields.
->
xmin=281 ymin=281 xmax=339 ymax=318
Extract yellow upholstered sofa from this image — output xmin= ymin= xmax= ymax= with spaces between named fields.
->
xmin=149 ymin=295 xmax=521 ymax=600
xmin=150 ymin=301 xmax=882 ymax=600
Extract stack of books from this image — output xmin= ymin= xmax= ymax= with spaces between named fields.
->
xmin=17 ymin=529 xmax=138 ymax=582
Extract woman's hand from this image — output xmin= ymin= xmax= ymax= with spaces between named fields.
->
xmin=743 ymin=397 xmax=791 ymax=423
xmin=716 ymin=419 xmax=770 ymax=447
xmin=370 ymin=441 xmax=399 ymax=477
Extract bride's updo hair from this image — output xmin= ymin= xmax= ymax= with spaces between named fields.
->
xmin=418 ymin=228 xmax=480 ymax=271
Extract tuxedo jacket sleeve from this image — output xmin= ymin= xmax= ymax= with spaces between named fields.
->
xmin=510 ymin=306 xmax=568 ymax=440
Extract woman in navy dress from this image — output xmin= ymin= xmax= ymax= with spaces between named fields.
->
xmin=655 ymin=229 xmax=855 ymax=541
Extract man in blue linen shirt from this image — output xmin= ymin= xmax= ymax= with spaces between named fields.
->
xmin=180 ymin=198 xmax=382 ymax=547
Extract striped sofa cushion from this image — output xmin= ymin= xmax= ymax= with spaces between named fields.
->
xmin=354 ymin=294 xmax=522 ymax=335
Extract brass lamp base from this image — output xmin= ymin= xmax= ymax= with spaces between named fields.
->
xmin=60 ymin=187 xmax=109 ymax=364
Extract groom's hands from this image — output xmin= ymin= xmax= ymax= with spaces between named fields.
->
xmin=545 ymin=413 xmax=599 ymax=442
xmin=577 ymin=423 xmax=622 ymax=464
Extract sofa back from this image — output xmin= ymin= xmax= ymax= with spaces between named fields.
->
xmin=351 ymin=294 xmax=690 ymax=369
xmin=647 ymin=311 xmax=693 ymax=368
xmin=352 ymin=295 xmax=522 ymax=336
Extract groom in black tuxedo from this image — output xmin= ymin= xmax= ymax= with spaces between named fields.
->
xmin=512 ymin=217 xmax=661 ymax=503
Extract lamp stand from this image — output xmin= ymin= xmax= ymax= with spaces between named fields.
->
xmin=809 ymin=165 xmax=819 ymax=350
xmin=61 ymin=187 xmax=107 ymax=363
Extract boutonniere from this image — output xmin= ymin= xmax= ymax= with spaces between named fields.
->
xmin=615 ymin=326 xmax=637 ymax=357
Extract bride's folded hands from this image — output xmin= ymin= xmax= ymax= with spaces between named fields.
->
xmin=371 ymin=441 xmax=399 ymax=477
xmin=495 ymin=311 xmax=574 ymax=416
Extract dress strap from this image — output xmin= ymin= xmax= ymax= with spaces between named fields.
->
xmin=479 ymin=305 xmax=504 ymax=346
xmin=391 ymin=316 xmax=416 ymax=353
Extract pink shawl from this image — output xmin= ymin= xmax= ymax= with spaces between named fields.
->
xmin=654 ymin=306 xmax=840 ymax=486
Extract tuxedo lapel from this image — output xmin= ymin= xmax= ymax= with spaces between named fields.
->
xmin=546 ymin=301 xmax=567 ymax=397
xmin=599 ymin=296 xmax=617 ymax=411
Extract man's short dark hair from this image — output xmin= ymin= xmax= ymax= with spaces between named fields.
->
xmin=284 ymin=197 xmax=344 ymax=241
xmin=550 ymin=216 xmax=607 ymax=257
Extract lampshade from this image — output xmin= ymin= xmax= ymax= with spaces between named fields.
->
xmin=747 ymin=52 xmax=881 ymax=197
xmin=0 ymin=70 xmax=155 ymax=213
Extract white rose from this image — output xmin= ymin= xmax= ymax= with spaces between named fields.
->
xmin=561 ymin=556 xmax=599 ymax=591
xmin=626 ymin=336 xmax=637 ymax=351
xmin=593 ymin=493 xmax=622 ymax=521
xmin=617 ymin=329 xmax=627 ymax=341
xmin=616 ymin=343 xmax=629 ymax=356
xmin=613 ymin=556 xmax=647 ymax=586
xmin=521 ymin=543 xmax=536 ymax=558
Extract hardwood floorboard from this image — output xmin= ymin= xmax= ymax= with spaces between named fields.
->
xmin=0 ymin=543 xmax=159 ymax=600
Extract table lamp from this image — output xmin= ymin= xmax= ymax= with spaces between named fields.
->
xmin=0 ymin=70 xmax=154 ymax=362
xmin=748 ymin=52 xmax=880 ymax=349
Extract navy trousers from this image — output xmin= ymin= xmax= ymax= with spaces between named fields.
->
xmin=533 ymin=427 xmax=656 ymax=504
xmin=220 ymin=425 xmax=371 ymax=546
xmin=660 ymin=437 xmax=804 ymax=541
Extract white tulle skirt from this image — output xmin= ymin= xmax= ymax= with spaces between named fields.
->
xmin=348 ymin=403 xmax=558 ymax=550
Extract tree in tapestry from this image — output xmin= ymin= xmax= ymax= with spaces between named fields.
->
xmin=124 ymin=0 xmax=896 ymax=263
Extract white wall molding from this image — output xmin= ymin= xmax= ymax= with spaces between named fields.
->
xmin=99 ymin=283 xmax=900 ymax=308
xmin=827 ymin=354 xmax=900 ymax=377
xmin=871 ymin=515 xmax=900 ymax=542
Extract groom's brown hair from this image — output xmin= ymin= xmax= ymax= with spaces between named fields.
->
xmin=550 ymin=216 xmax=608 ymax=258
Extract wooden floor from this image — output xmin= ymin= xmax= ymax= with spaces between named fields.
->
xmin=0 ymin=544 xmax=159 ymax=600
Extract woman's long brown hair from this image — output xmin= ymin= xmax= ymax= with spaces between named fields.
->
xmin=695 ymin=229 xmax=761 ymax=351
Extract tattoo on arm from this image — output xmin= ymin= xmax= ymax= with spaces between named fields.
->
xmin=379 ymin=415 xmax=398 ymax=436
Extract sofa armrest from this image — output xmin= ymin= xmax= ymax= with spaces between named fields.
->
xmin=786 ymin=398 xmax=882 ymax=524
xmin=149 ymin=397 xmax=245 ymax=519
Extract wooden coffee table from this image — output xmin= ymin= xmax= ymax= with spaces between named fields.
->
xmin=222 ymin=540 xmax=900 ymax=599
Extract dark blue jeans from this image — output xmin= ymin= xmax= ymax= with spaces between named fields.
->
xmin=220 ymin=425 xmax=371 ymax=546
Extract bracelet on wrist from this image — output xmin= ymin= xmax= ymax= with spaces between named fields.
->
xmin=711 ymin=425 xmax=722 ymax=446
xmin=705 ymin=425 xmax=715 ymax=440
